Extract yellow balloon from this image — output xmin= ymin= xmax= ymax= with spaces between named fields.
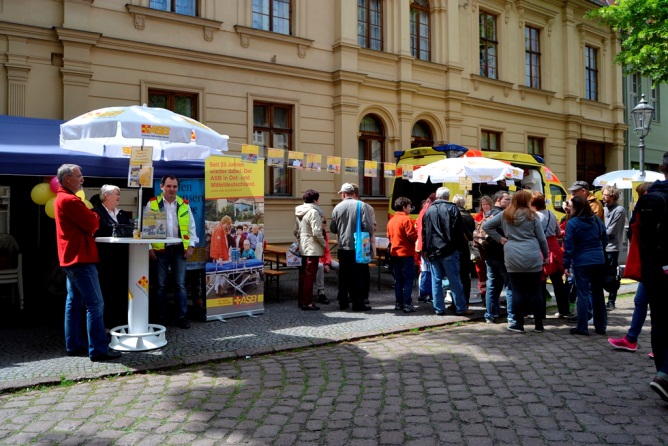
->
xmin=45 ymin=197 xmax=56 ymax=218
xmin=83 ymin=199 xmax=93 ymax=209
xmin=31 ymin=183 xmax=56 ymax=205
xmin=75 ymin=190 xmax=86 ymax=200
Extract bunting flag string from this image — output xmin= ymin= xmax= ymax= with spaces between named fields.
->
xmin=225 ymin=141 xmax=394 ymax=178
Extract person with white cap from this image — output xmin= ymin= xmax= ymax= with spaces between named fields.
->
xmin=568 ymin=180 xmax=604 ymax=220
xmin=330 ymin=183 xmax=373 ymax=311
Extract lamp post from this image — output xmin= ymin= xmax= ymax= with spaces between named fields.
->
xmin=631 ymin=94 xmax=655 ymax=178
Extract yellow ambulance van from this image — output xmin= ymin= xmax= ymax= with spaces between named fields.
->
xmin=389 ymin=144 xmax=568 ymax=220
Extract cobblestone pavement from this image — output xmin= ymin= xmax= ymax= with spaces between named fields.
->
xmin=0 ymin=270 xmax=494 ymax=391
xmin=1 ymin=281 xmax=667 ymax=445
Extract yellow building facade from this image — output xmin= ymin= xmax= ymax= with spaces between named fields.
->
xmin=0 ymin=0 xmax=625 ymax=241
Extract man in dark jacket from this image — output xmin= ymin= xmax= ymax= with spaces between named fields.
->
xmin=483 ymin=190 xmax=513 ymax=324
xmin=422 ymin=187 xmax=472 ymax=316
xmin=637 ymin=152 xmax=668 ymax=403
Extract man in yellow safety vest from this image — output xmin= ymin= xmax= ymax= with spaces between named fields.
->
xmin=147 ymin=175 xmax=198 ymax=329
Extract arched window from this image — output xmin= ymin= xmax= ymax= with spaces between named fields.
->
xmin=411 ymin=120 xmax=433 ymax=148
xmin=358 ymin=115 xmax=385 ymax=196
xmin=410 ymin=0 xmax=430 ymax=61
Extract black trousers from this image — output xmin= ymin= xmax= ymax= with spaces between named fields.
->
xmin=337 ymin=250 xmax=362 ymax=308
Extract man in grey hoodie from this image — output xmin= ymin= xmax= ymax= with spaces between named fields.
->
xmin=330 ymin=183 xmax=373 ymax=311
xmin=601 ymin=185 xmax=626 ymax=310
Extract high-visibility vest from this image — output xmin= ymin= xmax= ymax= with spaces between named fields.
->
xmin=149 ymin=194 xmax=191 ymax=250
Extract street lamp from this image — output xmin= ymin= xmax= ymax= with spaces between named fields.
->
xmin=631 ymin=94 xmax=655 ymax=178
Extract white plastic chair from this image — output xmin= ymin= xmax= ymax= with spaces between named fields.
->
xmin=0 ymin=253 xmax=23 ymax=310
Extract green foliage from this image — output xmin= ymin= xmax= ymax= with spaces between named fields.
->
xmin=586 ymin=0 xmax=668 ymax=85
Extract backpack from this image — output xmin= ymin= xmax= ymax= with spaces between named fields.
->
xmin=473 ymin=214 xmax=494 ymax=250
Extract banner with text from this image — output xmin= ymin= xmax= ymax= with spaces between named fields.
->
xmin=204 ymin=157 xmax=265 ymax=320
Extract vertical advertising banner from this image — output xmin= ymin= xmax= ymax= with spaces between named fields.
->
xmin=204 ymin=157 xmax=265 ymax=320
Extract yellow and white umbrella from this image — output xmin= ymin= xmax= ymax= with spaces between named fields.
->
xmin=60 ymin=105 xmax=228 ymax=160
xmin=410 ymin=156 xmax=524 ymax=184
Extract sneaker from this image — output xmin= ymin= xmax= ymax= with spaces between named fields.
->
xmin=403 ymin=305 xmax=416 ymax=313
xmin=650 ymin=376 xmax=668 ymax=402
xmin=534 ymin=327 xmax=544 ymax=333
xmin=317 ymin=294 xmax=330 ymax=305
xmin=606 ymin=301 xmax=616 ymax=310
xmin=526 ymin=314 xmax=535 ymax=319
xmin=608 ymin=336 xmax=638 ymax=352
xmin=507 ymin=325 xmax=525 ymax=333
xmin=485 ymin=318 xmax=495 ymax=324
xmin=394 ymin=303 xmax=404 ymax=311
xmin=554 ymin=312 xmax=574 ymax=318
xmin=418 ymin=295 xmax=430 ymax=302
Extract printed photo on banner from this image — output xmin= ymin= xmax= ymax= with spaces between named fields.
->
xmin=241 ymin=144 xmax=259 ymax=164
xmin=267 ymin=148 xmax=284 ymax=167
xmin=327 ymin=156 xmax=341 ymax=174
xmin=306 ymin=154 xmax=322 ymax=171
xmin=364 ymin=160 xmax=378 ymax=178
xmin=204 ymin=157 xmax=265 ymax=319
xmin=383 ymin=162 xmax=397 ymax=178
xmin=401 ymin=164 xmax=413 ymax=180
xmin=128 ymin=146 xmax=154 ymax=188
xmin=344 ymin=158 xmax=359 ymax=175
xmin=288 ymin=151 xmax=304 ymax=169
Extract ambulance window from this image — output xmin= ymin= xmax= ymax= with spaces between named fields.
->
xmin=550 ymin=184 xmax=567 ymax=211
xmin=520 ymin=169 xmax=542 ymax=192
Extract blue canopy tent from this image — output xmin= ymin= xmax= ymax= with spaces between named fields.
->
xmin=0 ymin=115 xmax=208 ymax=178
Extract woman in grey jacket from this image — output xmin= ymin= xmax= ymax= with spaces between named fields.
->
xmin=484 ymin=190 xmax=549 ymax=333
xmin=294 ymin=189 xmax=327 ymax=310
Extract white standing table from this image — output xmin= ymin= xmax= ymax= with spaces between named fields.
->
xmin=96 ymin=237 xmax=182 ymax=351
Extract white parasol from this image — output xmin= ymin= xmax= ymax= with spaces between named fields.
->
xmin=59 ymin=104 xmax=229 ymax=227
xmin=60 ymin=105 xmax=229 ymax=160
xmin=593 ymin=169 xmax=663 ymax=189
xmin=409 ymin=156 xmax=524 ymax=184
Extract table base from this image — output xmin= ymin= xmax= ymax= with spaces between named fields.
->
xmin=109 ymin=324 xmax=167 ymax=352
xmin=206 ymin=309 xmax=264 ymax=322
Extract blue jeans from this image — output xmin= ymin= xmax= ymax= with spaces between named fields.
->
xmin=155 ymin=245 xmax=188 ymax=321
xmin=485 ymin=258 xmax=514 ymax=324
xmin=572 ymin=264 xmax=606 ymax=334
xmin=392 ymin=256 xmax=415 ymax=306
xmin=419 ymin=253 xmax=432 ymax=298
xmin=430 ymin=251 xmax=466 ymax=313
xmin=627 ymin=282 xmax=647 ymax=343
xmin=63 ymin=263 xmax=109 ymax=358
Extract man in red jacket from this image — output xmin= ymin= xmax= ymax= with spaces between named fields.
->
xmin=387 ymin=197 xmax=418 ymax=313
xmin=54 ymin=164 xmax=121 ymax=362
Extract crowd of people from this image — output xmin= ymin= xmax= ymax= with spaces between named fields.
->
xmin=208 ymin=219 xmax=264 ymax=263
xmin=53 ymin=152 xmax=668 ymax=403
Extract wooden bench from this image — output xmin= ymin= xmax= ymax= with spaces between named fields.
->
xmin=264 ymin=269 xmax=287 ymax=302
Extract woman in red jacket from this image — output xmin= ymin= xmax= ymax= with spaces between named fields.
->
xmin=387 ymin=197 xmax=418 ymax=313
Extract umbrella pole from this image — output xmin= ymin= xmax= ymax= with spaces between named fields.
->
xmin=138 ymin=187 xmax=143 ymax=235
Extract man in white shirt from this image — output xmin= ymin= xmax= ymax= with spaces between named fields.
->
xmin=147 ymin=175 xmax=199 ymax=329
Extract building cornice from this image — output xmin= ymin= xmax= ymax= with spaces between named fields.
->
xmin=234 ymin=25 xmax=313 ymax=58
xmin=126 ymin=4 xmax=222 ymax=42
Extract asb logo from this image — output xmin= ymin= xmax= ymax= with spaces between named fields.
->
xmin=141 ymin=124 xmax=170 ymax=137
xmin=233 ymin=295 xmax=258 ymax=305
